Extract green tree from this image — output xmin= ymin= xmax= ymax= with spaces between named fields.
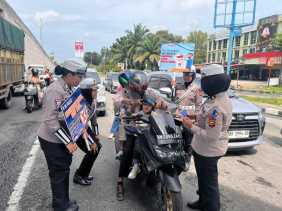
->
xmin=110 ymin=36 xmax=130 ymax=67
xmin=186 ymin=30 xmax=208 ymax=64
xmin=83 ymin=51 xmax=101 ymax=65
xmin=134 ymin=33 xmax=160 ymax=70
xmin=155 ymin=30 xmax=184 ymax=43
xmin=126 ymin=24 xmax=149 ymax=68
xmin=272 ymin=33 xmax=282 ymax=51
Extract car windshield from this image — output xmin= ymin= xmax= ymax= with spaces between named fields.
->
xmin=86 ymin=72 xmax=101 ymax=84
xmin=111 ymin=73 xmax=119 ymax=81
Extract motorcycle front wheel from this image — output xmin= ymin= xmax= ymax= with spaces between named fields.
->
xmin=161 ymin=187 xmax=183 ymax=211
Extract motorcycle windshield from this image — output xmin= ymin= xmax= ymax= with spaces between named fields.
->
xmin=150 ymin=110 xmax=177 ymax=135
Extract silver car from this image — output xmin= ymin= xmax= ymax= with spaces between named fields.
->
xmin=147 ymin=71 xmax=265 ymax=151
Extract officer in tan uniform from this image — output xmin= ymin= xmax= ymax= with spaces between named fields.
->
xmin=176 ymin=65 xmax=202 ymax=113
xmin=174 ymin=66 xmax=203 ymax=170
xmin=182 ymin=64 xmax=233 ymax=211
xmin=37 ymin=59 xmax=87 ymax=211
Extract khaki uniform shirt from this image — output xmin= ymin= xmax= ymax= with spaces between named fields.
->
xmin=176 ymin=82 xmax=202 ymax=113
xmin=37 ymin=78 xmax=72 ymax=143
xmin=191 ymin=92 xmax=233 ymax=157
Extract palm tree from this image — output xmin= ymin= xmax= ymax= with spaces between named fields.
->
xmin=134 ymin=33 xmax=160 ymax=71
xmin=126 ymin=24 xmax=149 ymax=68
xmin=111 ymin=36 xmax=130 ymax=67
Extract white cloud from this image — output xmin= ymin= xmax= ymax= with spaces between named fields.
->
xmin=33 ymin=10 xmax=85 ymax=24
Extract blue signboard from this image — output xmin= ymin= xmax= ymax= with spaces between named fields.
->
xmin=159 ymin=43 xmax=195 ymax=71
xmin=60 ymin=88 xmax=88 ymax=142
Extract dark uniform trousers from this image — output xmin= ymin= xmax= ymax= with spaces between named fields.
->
xmin=119 ymin=135 xmax=136 ymax=177
xmin=193 ymin=150 xmax=221 ymax=211
xmin=75 ymin=136 xmax=101 ymax=177
xmin=39 ymin=137 xmax=72 ymax=211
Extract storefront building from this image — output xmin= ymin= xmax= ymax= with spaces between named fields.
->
xmin=207 ymin=15 xmax=282 ymax=83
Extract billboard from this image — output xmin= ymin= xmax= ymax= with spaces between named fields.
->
xmin=60 ymin=88 xmax=88 ymax=142
xmin=159 ymin=43 xmax=195 ymax=71
xmin=257 ymin=15 xmax=279 ymax=52
xmin=75 ymin=41 xmax=84 ymax=58
xmin=214 ymin=0 xmax=256 ymax=28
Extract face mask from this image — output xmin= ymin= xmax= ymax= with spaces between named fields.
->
xmin=184 ymin=81 xmax=192 ymax=88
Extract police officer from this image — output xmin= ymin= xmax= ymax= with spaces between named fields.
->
xmin=37 ymin=59 xmax=87 ymax=211
xmin=175 ymin=66 xmax=203 ymax=170
xmin=73 ymin=78 xmax=102 ymax=186
xmin=182 ymin=64 xmax=233 ymax=211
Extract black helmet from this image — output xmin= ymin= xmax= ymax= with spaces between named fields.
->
xmin=31 ymin=68 xmax=39 ymax=76
xmin=200 ymin=64 xmax=231 ymax=97
xmin=128 ymin=71 xmax=148 ymax=98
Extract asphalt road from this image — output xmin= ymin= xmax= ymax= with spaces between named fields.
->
xmin=1 ymin=93 xmax=282 ymax=211
xmin=0 ymin=96 xmax=41 ymax=211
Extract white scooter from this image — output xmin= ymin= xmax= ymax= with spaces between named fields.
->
xmin=24 ymin=81 xmax=45 ymax=113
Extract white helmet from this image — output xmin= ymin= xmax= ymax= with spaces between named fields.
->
xmin=201 ymin=64 xmax=230 ymax=97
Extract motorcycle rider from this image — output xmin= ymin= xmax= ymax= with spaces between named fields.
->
xmin=27 ymin=68 xmax=43 ymax=108
xmin=182 ymin=64 xmax=233 ymax=211
xmin=37 ymin=59 xmax=86 ymax=211
xmin=175 ymin=65 xmax=203 ymax=171
xmin=72 ymin=78 xmax=102 ymax=186
xmin=116 ymin=70 xmax=166 ymax=201
xmin=128 ymin=95 xmax=156 ymax=179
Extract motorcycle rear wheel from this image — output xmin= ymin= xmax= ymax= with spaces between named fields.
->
xmin=26 ymin=100 xmax=34 ymax=113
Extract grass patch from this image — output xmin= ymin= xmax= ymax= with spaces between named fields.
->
xmin=242 ymin=96 xmax=282 ymax=106
xmin=263 ymin=86 xmax=282 ymax=94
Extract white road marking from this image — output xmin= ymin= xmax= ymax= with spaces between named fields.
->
xmin=6 ymin=139 xmax=40 ymax=211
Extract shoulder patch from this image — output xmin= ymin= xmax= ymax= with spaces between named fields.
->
xmin=55 ymin=98 xmax=63 ymax=109
xmin=207 ymin=109 xmax=218 ymax=128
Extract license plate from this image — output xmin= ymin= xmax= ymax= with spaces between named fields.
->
xmin=228 ymin=130 xmax=249 ymax=139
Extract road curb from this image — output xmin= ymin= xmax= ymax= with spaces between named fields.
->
xmin=263 ymin=107 xmax=282 ymax=117
xmin=233 ymin=88 xmax=282 ymax=97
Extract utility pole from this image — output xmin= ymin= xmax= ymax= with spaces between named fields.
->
xmin=226 ymin=1 xmax=237 ymax=74
xmin=39 ymin=17 xmax=43 ymax=44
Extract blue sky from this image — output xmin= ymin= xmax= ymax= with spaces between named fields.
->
xmin=6 ymin=0 xmax=282 ymax=61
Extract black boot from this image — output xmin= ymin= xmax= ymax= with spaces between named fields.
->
xmin=187 ymin=200 xmax=203 ymax=210
xmin=116 ymin=182 xmax=124 ymax=201
xmin=73 ymin=173 xmax=92 ymax=186
xmin=84 ymin=175 xmax=94 ymax=182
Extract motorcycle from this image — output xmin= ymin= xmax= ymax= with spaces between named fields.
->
xmin=24 ymin=81 xmax=45 ymax=113
xmin=123 ymin=110 xmax=188 ymax=211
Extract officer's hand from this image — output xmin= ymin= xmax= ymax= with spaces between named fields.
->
xmin=91 ymin=143 xmax=98 ymax=153
xmin=182 ymin=117 xmax=193 ymax=129
xmin=66 ymin=143 xmax=78 ymax=154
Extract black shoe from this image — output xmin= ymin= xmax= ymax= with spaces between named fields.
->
xmin=66 ymin=203 xmax=79 ymax=211
xmin=187 ymin=200 xmax=203 ymax=210
xmin=68 ymin=200 xmax=77 ymax=206
xmin=84 ymin=176 xmax=94 ymax=182
xmin=116 ymin=182 xmax=124 ymax=201
xmin=73 ymin=174 xmax=92 ymax=186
